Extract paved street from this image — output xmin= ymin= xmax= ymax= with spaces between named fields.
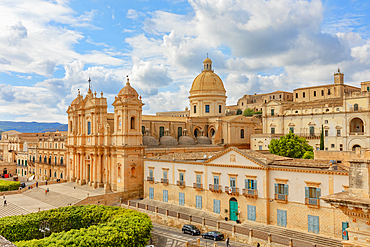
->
xmin=152 ymin=223 xmax=254 ymax=247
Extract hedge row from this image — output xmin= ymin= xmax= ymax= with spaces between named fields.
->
xmin=0 ymin=180 xmax=20 ymax=191
xmin=0 ymin=205 xmax=152 ymax=246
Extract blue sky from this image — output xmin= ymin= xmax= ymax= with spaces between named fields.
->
xmin=0 ymin=0 xmax=370 ymax=123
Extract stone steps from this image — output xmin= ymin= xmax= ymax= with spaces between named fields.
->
xmin=22 ymin=188 xmax=81 ymax=208
xmin=241 ymin=221 xmax=342 ymax=247
xmin=0 ymin=201 xmax=30 ymax=218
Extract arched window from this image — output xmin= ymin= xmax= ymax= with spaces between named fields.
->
xmin=354 ymin=104 xmax=358 ymax=111
xmin=240 ymin=129 xmax=245 ymax=139
xmin=131 ymin=167 xmax=136 ymax=177
xmin=142 ymin=126 xmax=145 ymax=135
xmin=60 ymin=157 xmax=64 ymax=165
xmin=178 ymin=127 xmax=182 ymax=138
xmin=60 ymin=172 xmax=63 ymax=179
xmin=54 ymin=156 xmax=57 ymax=164
xmin=159 ymin=126 xmax=165 ymax=137
xmin=87 ymin=121 xmax=91 ymax=135
xmin=44 ymin=155 xmax=47 ymax=163
xmin=55 ymin=143 xmax=58 ymax=149
xmin=54 ymin=171 xmax=57 ymax=177
xmin=118 ymin=166 xmax=121 ymax=178
xmin=131 ymin=117 xmax=135 ymax=129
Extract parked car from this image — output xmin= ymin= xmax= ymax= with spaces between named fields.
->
xmin=182 ymin=224 xmax=200 ymax=236
xmin=201 ymin=231 xmax=224 ymax=241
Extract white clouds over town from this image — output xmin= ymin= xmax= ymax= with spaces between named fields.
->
xmin=0 ymin=0 xmax=369 ymax=122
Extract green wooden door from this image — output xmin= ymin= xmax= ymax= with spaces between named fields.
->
xmin=229 ymin=200 xmax=238 ymax=221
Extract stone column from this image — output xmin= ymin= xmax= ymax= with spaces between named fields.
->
xmin=97 ymin=152 xmax=102 ymax=186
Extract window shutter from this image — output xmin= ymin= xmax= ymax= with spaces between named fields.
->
xmin=245 ymin=179 xmax=248 ymax=189
xmin=284 ymin=184 xmax=289 ymax=195
xmin=316 ymin=188 xmax=321 ymax=199
xmin=274 ymin=183 xmax=278 ymax=194
xmin=253 ymin=180 xmax=257 ymax=190
xmin=213 ymin=199 xmax=216 ymax=213
xmin=305 ymin=187 xmax=309 ymax=198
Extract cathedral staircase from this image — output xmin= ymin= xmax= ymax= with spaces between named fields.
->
xmin=22 ymin=187 xmax=81 ymax=208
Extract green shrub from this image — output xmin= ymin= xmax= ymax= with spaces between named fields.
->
xmin=0 ymin=205 xmax=151 ymax=245
xmin=0 ymin=180 xmax=20 ymax=191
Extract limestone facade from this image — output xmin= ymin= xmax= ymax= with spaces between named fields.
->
xmin=237 ymin=91 xmax=293 ymax=113
xmin=144 ymin=147 xmax=349 ymax=239
xmin=252 ymin=69 xmax=370 ymax=151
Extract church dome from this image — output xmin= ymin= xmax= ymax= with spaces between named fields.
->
xmin=179 ymin=136 xmax=196 ymax=145
xmin=190 ymin=58 xmax=226 ymax=96
xmin=118 ymin=77 xmax=139 ymax=99
xmin=71 ymin=91 xmax=83 ymax=106
xmin=143 ymin=136 xmax=159 ymax=146
xmin=197 ymin=136 xmax=212 ymax=145
xmin=160 ymin=136 xmax=178 ymax=146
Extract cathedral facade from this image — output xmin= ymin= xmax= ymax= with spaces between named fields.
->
xmin=65 ymin=58 xmax=257 ymax=193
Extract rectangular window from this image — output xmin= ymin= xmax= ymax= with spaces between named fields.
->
xmin=325 ymin=130 xmax=328 ymax=137
xmin=309 ymin=126 xmax=315 ymax=136
xmin=247 ymin=205 xmax=256 ymax=221
xmin=149 ymin=169 xmax=153 ymax=178
xmin=271 ymin=127 xmax=275 ymax=134
xmin=368 ymin=86 xmax=370 ymax=92
xmin=331 ymin=144 xmax=335 ymax=148
xmin=337 ymin=129 xmax=341 ymax=136
xmin=163 ymin=170 xmax=168 ymax=180
xmin=328 ymin=89 xmax=331 ymax=95
xmin=245 ymin=179 xmax=256 ymax=190
xmin=314 ymin=91 xmax=316 ymax=96
xmin=194 ymin=105 xmax=196 ymax=113
xmin=163 ymin=190 xmax=168 ymax=202
xmin=279 ymin=94 xmax=281 ymax=98
xmin=205 ymin=105 xmax=210 ymax=113
xmin=321 ymin=90 xmax=324 ymax=96
xmin=295 ymin=93 xmax=298 ymax=98
xmin=289 ymin=127 xmax=294 ymax=133
xmin=230 ymin=177 xmax=236 ymax=188
xmin=60 ymin=157 xmax=63 ymax=165
xmin=303 ymin=92 xmax=305 ymax=98
xmin=277 ymin=209 xmax=287 ymax=227
xmin=271 ymin=109 xmax=274 ymax=116
xmin=219 ymin=105 xmax=221 ymax=113
xmin=214 ymin=175 xmax=219 ymax=185
xmin=179 ymin=192 xmax=185 ymax=206
xmin=308 ymin=215 xmax=319 ymax=234
xmin=179 ymin=172 xmax=184 ymax=182
xmin=196 ymin=195 xmax=202 ymax=209
xmin=213 ymin=199 xmax=220 ymax=214
xmin=149 ymin=187 xmax=154 ymax=199
xmin=87 ymin=122 xmax=91 ymax=135
xmin=259 ymin=145 xmax=262 ymax=150
xmin=196 ymin=174 xmax=202 ymax=187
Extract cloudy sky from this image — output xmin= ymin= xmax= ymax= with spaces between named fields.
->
xmin=0 ymin=0 xmax=369 ymax=123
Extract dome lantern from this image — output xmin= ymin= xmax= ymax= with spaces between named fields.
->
xmin=203 ymin=58 xmax=212 ymax=71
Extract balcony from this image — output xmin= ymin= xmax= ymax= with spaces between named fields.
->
xmin=305 ymin=198 xmax=320 ymax=207
xmin=209 ymin=184 xmax=222 ymax=193
xmin=274 ymin=193 xmax=288 ymax=203
xmin=225 ymin=186 xmax=239 ymax=196
xmin=193 ymin=183 xmax=203 ymax=190
xmin=147 ymin=176 xmax=154 ymax=183
xmin=161 ymin=178 xmax=169 ymax=185
xmin=349 ymin=132 xmax=364 ymax=136
xmin=177 ymin=180 xmax=185 ymax=188
xmin=242 ymin=189 xmax=258 ymax=199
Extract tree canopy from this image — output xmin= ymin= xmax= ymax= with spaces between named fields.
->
xmin=243 ymin=108 xmax=262 ymax=117
xmin=268 ymin=133 xmax=314 ymax=159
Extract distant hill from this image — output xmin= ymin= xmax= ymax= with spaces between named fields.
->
xmin=0 ymin=121 xmax=68 ymax=133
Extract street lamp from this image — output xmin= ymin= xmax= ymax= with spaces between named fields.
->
xmin=39 ymin=220 xmax=51 ymax=238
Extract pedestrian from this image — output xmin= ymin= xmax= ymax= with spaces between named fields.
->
xmin=3 ymin=200 xmax=7 ymax=207
xmin=45 ymin=180 xmax=48 ymax=186
xmin=3 ymin=194 xmax=5 ymax=200
xmin=36 ymin=181 xmax=38 ymax=188
xmin=47 ymin=188 xmax=49 ymax=193
xmin=45 ymin=189 xmax=47 ymax=195
xmin=257 ymin=243 xmax=260 ymax=247
xmin=226 ymin=236 xmax=230 ymax=247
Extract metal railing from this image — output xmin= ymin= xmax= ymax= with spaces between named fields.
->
xmin=177 ymin=180 xmax=185 ymax=187
xmin=147 ymin=176 xmax=154 ymax=182
xmin=209 ymin=184 xmax=222 ymax=193
xmin=161 ymin=178 xmax=168 ymax=184
xmin=349 ymin=132 xmax=364 ymax=136
xmin=225 ymin=186 xmax=239 ymax=195
xmin=193 ymin=183 xmax=203 ymax=190
xmin=274 ymin=194 xmax=288 ymax=202
xmin=305 ymin=198 xmax=320 ymax=206
xmin=242 ymin=188 xmax=258 ymax=198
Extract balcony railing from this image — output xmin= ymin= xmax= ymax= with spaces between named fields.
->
xmin=147 ymin=176 xmax=154 ymax=183
xmin=161 ymin=178 xmax=168 ymax=185
xmin=349 ymin=132 xmax=364 ymax=136
xmin=209 ymin=184 xmax=222 ymax=193
xmin=305 ymin=198 xmax=320 ymax=207
xmin=177 ymin=180 xmax=185 ymax=187
xmin=242 ymin=188 xmax=258 ymax=199
xmin=193 ymin=183 xmax=203 ymax=190
xmin=274 ymin=193 xmax=288 ymax=202
xmin=225 ymin=186 xmax=239 ymax=196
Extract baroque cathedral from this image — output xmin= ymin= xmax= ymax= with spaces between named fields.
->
xmin=65 ymin=58 xmax=258 ymax=193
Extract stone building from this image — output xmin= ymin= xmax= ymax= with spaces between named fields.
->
xmin=322 ymin=157 xmax=370 ymax=246
xmin=144 ymin=147 xmax=349 ymax=239
xmin=237 ymin=91 xmax=293 ymax=113
xmin=251 ymin=69 xmax=370 ymax=152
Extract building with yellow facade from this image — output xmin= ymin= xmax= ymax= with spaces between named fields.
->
xmin=251 ymin=69 xmax=370 ymax=152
